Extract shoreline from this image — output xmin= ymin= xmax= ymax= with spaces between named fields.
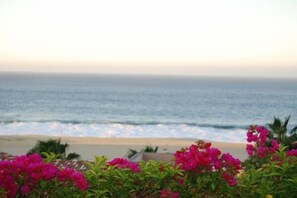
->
xmin=0 ymin=135 xmax=248 ymax=161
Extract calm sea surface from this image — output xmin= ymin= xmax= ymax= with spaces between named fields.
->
xmin=0 ymin=73 xmax=296 ymax=142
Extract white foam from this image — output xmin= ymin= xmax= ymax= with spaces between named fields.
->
xmin=0 ymin=122 xmax=247 ymax=143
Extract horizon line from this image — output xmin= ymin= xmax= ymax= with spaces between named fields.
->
xmin=0 ymin=71 xmax=296 ymax=80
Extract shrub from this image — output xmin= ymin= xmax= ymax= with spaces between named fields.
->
xmin=126 ymin=144 xmax=159 ymax=158
xmin=84 ymin=140 xmax=242 ymax=197
xmin=236 ymin=146 xmax=297 ymax=197
xmin=237 ymin=123 xmax=297 ymax=197
xmin=27 ymin=139 xmax=80 ymax=160
xmin=0 ymin=154 xmax=88 ymax=197
xmin=174 ymin=140 xmax=242 ymax=197
xmin=84 ymin=156 xmax=182 ymax=197
xmin=143 ymin=144 xmax=159 ymax=153
xmin=244 ymin=125 xmax=280 ymax=169
xmin=267 ymin=116 xmax=297 ymax=150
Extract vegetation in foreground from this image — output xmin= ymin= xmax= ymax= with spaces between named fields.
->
xmin=0 ymin=117 xmax=297 ymax=197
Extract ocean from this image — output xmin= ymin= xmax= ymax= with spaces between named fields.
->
xmin=0 ymin=73 xmax=296 ymax=143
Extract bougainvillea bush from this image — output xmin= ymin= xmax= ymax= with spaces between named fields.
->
xmin=236 ymin=147 xmax=297 ymax=197
xmin=235 ymin=125 xmax=297 ymax=198
xmin=245 ymin=125 xmax=280 ymax=169
xmin=174 ymin=140 xmax=241 ymax=197
xmin=0 ymin=146 xmax=242 ymax=198
xmin=84 ymin=156 xmax=182 ymax=197
xmin=1 ymin=120 xmax=297 ymax=197
xmin=0 ymin=154 xmax=88 ymax=197
xmin=83 ymin=141 xmax=242 ymax=198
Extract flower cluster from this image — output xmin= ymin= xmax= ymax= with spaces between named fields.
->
xmin=0 ymin=154 xmax=56 ymax=197
xmin=57 ymin=168 xmax=88 ymax=191
xmin=0 ymin=154 xmax=87 ymax=197
xmin=107 ymin=158 xmax=140 ymax=173
xmin=174 ymin=140 xmax=241 ymax=186
xmin=287 ymin=149 xmax=297 ymax=157
xmin=159 ymin=189 xmax=179 ymax=198
xmin=246 ymin=125 xmax=279 ymax=158
xmin=220 ymin=153 xmax=242 ymax=186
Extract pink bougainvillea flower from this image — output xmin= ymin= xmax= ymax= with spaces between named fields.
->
xmin=108 ymin=158 xmax=141 ymax=173
xmin=246 ymin=144 xmax=254 ymax=156
xmin=160 ymin=189 xmax=179 ymax=198
xmin=107 ymin=158 xmax=129 ymax=166
xmin=256 ymin=146 xmax=270 ymax=158
xmin=256 ymin=126 xmax=269 ymax=144
xmin=271 ymin=139 xmax=279 ymax=150
xmin=246 ymin=125 xmax=280 ymax=159
xmin=20 ymin=185 xmax=30 ymax=195
xmin=287 ymin=149 xmax=297 ymax=156
xmin=174 ymin=140 xmax=241 ymax=186
xmin=0 ymin=154 xmax=88 ymax=197
xmin=57 ymin=168 xmax=88 ymax=191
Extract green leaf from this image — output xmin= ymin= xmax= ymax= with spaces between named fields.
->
xmin=211 ymin=183 xmax=216 ymax=190
xmin=263 ymin=172 xmax=281 ymax=177
xmin=289 ymin=126 xmax=297 ymax=135
xmin=66 ymin=152 xmax=81 ymax=160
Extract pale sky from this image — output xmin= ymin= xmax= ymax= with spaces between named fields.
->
xmin=0 ymin=0 xmax=296 ymax=77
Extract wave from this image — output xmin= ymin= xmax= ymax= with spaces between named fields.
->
xmin=0 ymin=121 xmax=248 ymax=143
xmin=0 ymin=120 xmax=248 ymax=130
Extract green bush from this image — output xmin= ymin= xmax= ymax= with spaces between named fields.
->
xmin=237 ymin=118 xmax=297 ymax=198
xmin=27 ymin=139 xmax=80 ymax=160
xmin=236 ymin=146 xmax=297 ymax=198
xmin=84 ymin=156 xmax=182 ymax=197
xmin=126 ymin=144 xmax=159 ymax=158
xmin=267 ymin=116 xmax=297 ymax=150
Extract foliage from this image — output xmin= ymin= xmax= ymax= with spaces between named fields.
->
xmin=143 ymin=144 xmax=159 ymax=153
xmin=84 ymin=156 xmax=182 ymax=197
xmin=41 ymin=152 xmax=60 ymax=163
xmin=84 ymin=142 xmax=242 ymax=198
xmin=174 ymin=140 xmax=242 ymax=197
xmin=238 ymin=121 xmax=297 ymax=197
xmin=244 ymin=117 xmax=297 ymax=168
xmin=27 ymin=139 xmax=81 ymax=160
xmin=126 ymin=144 xmax=159 ymax=158
xmin=126 ymin=148 xmax=138 ymax=159
xmin=0 ymin=154 xmax=88 ymax=198
xmin=267 ymin=116 xmax=297 ymax=150
xmin=236 ymin=146 xmax=297 ymax=198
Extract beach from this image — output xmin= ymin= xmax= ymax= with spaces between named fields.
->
xmin=0 ymin=135 xmax=248 ymax=161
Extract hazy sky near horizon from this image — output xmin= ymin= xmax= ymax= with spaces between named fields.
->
xmin=0 ymin=0 xmax=296 ymax=77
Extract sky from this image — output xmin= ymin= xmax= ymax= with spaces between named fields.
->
xmin=0 ymin=0 xmax=296 ymax=78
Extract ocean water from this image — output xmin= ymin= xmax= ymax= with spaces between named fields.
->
xmin=0 ymin=73 xmax=296 ymax=143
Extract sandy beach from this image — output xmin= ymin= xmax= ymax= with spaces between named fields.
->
xmin=0 ymin=135 xmax=248 ymax=161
